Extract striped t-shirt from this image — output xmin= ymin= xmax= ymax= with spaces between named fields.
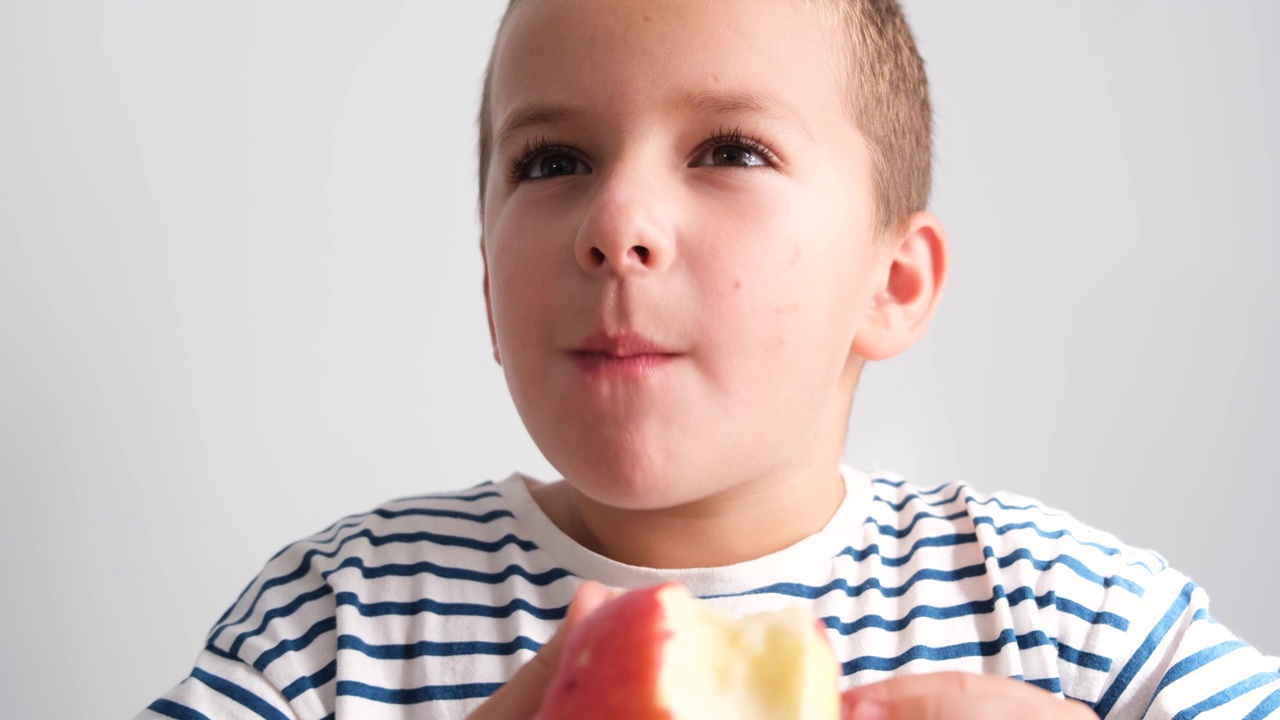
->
xmin=139 ymin=467 xmax=1280 ymax=719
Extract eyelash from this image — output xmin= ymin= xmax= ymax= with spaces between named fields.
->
xmin=504 ymin=126 xmax=780 ymax=183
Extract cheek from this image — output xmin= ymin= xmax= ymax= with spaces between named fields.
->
xmin=485 ymin=211 xmax=563 ymax=329
xmin=486 ymin=262 xmax=548 ymax=372
xmin=696 ymin=197 xmax=867 ymax=387
xmin=702 ymin=191 xmax=859 ymax=313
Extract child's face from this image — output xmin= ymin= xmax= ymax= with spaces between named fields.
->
xmin=482 ymin=0 xmax=888 ymax=509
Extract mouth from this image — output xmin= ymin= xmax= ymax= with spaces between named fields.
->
xmin=568 ymin=331 xmax=682 ymax=378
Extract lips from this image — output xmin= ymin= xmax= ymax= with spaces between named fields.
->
xmin=572 ymin=331 xmax=678 ymax=357
xmin=568 ymin=331 xmax=681 ymax=378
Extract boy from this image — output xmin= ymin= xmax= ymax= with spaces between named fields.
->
xmin=140 ymin=1 xmax=1279 ymax=718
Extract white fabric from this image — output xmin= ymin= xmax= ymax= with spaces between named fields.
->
xmin=138 ymin=467 xmax=1280 ymax=719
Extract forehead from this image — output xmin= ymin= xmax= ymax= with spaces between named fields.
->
xmin=489 ymin=0 xmax=849 ymax=138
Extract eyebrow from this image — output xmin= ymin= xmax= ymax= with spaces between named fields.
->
xmin=493 ymin=89 xmax=814 ymax=151
xmin=678 ymin=89 xmax=814 ymax=140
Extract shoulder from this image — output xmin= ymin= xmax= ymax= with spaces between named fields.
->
xmin=283 ymin=478 xmax=530 ymax=561
xmin=203 ymin=476 xmax=536 ymax=657
xmin=868 ymin=470 xmax=1167 ymax=581
xmin=864 ymin=468 xmax=1174 ymax=665
xmin=156 ymin=477 xmax=563 ymax=718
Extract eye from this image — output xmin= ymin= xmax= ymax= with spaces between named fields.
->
xmin=508 ymin=139 xmax=592 ymax=182
xmin=690 ymin=129 xmax=778 ymax=169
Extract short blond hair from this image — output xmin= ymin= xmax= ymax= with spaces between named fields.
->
xmin=476 ymin=0 xmax=932 ymax=238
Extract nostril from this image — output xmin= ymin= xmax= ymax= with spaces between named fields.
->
xmin=633 ymin=246 xmax=650 ymax=263
xmin=590 ymin=247 xmax=606 ymax=265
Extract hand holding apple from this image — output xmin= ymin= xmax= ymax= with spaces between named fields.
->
xmin=467 ymin=581 xmax=618 ymax=720
xmin=536 ymin=581 xmax=842 ymax=720
xmin=840 ymin=672 xmax=1098 ymax=720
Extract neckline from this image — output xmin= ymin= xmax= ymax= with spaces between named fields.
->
xmin=497 ymin=465 xmax=875 ymax=597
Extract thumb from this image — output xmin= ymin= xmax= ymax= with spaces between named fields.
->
xmin=468 ymin=581 xmax=617 ymax=720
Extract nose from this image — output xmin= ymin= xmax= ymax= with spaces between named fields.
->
xmin=573 ymin=169 xmax=674 ymax=276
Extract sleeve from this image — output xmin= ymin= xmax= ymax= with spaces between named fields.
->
xmin=134 ymin=523 xmax=346 ymax=720
xmin=1093 ymin=566 xmax=1280 ymax=719
xmin=135 ymin=648 xmax=300 ymax=720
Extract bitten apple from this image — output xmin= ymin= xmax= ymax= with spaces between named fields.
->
xmin=536 ymin=581 xmax=841 ymax=720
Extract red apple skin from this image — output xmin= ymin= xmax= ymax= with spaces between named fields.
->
xmin=536 ymin=582 xmax=677 ymax=720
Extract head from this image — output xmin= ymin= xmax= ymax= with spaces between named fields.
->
xmin=476 ymin=0 xmax=947 ymax=509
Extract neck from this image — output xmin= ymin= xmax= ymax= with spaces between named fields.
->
xmin=531 ymin=451 xmax=848 ymax=570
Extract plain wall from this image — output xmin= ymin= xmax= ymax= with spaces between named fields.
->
xmin=0 ymin=1 xmax=1275 ymax=717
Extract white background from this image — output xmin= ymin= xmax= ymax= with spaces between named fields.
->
xmin=1 ymin=1 xmax=1276 ymax=717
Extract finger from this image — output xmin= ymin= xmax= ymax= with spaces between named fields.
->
xmin=846 ymin=693 xmax=1094 ymax=720
xmin=843 ymin=671 xmax=1050 ymax=705
xmin=842 ymin=673 xmax=1095 ymax=720
xmin=468 ymin=581 xmax=616 ymax=720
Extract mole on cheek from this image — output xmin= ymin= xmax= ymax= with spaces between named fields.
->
xmin=733 ymin=279 xmax=742 ymax=290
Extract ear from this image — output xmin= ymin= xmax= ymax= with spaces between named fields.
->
xmin=481 ymin=238 xmax=501 ymax=366
xmin=851 ymin=211 xmax=948 ymax=361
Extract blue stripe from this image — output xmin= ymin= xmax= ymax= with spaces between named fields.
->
xmin=966 ymin=494 xmax=1063 ymax=516
xmin=877 ymin=486 xmax=965 ymax=511
xmin=870 ymin=477 xmax=951 ymax=495
xmin=1244 ymin=687 xmax=1280 ymax=720
xmin=870 ymin=510 xmax=971 ymax=539
xmin=277 ymin=505 xmax=516 ymax=560
xmin=1143 ymin=640 xmax=1248 ymax=716
xmin=336 ymin=591 xmax=570 ymax=621
xmin=293 ymin=485 xmax=505 ymax=553
xmin=1191 ymin=608 xmax=1217 ymax=624
xmin=835 ymin=533 xmax=978 ymax=567
xmin=211 ymin=528 xmax=539 ymax=644
xmin=871 ymin=483 xmax=1157 ymax=574
xmin=253 ymin=616 xmax=338 ymax=672
xmin=822 ymin=596 xmax=996 ymax=636
xmin=228 ymin=585 xmax=334 ymax=656
xmin=1025 ymin=677 xmax=1063 ymax=695
xmin=1095 ymin=581 xmax=1196 ymax=717
xmin=293 ymin=511 xmax=370 ymax=553
xmin=840 ymin=628 xmax=1051 ymax=675
xmin=364 ymin=506 xmax=515 ymax=524
xmin=1054 ymin=594 xmax=1130 ymax=630
xmin=989 ymin=546 xmax=1144 ymax=596
xmin=281 ymin=659 xmax=338 ymax=701
xmin=338 ymin=633 xmax=543 ymax=659
xmin=215 ymin=575 xmax=262 ymax=628
xmin=319 ymin=556 xmax=571 ymax=586
xmin=973 ymin=516 xmax=1159 ymax=574
xmin=822 ymin=585 xmax=1126 ymax=639
xmin=191 ymin=667 xmax=292 ymax=720
xmin=204 ymin=642 xmax=241 ymax=663
xmin=1011 ymin=629 xmax=1105 ymax=673
xmin=147 ymin=699 xmax=212 ymax=720
xmin=1057 ymin=642 xmax=1112 ymax=672
xmin=710 ymin=565 xmax=988 ymax=601
xmin=716 ymin=547 xmax=1140 ymax=603
xmin=337 ymin=679 xmax=503 ymax=704
xmin=393 ymin=487 xmax=502 ymax=503
xmin=875 ymin=476 xmax=957 ymax=491
xmin=1173 ymin=672 xmax=1280 ymax=720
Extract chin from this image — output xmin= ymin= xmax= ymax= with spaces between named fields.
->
xmin=557 ymin=445 xmax=713 ymax=512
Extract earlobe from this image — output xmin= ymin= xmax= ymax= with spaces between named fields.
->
xmin=851 ymin=211 xmax=948 ymax=362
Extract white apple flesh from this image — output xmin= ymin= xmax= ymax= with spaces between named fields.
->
xmin=537 ymin=581 xmax=841 ymax=720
